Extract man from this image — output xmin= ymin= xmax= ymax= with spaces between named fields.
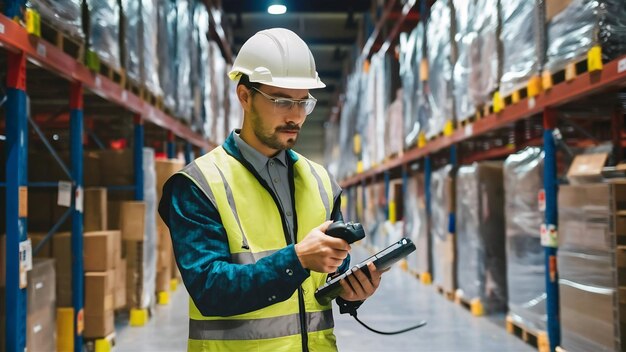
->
xmin=159 ymin=28 xmax=385 ymax=352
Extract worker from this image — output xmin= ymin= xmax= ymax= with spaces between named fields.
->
xmin=159 ymin=28 xmax=385 ymax=351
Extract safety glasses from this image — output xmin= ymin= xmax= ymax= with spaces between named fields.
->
xmin=249 ymin=86 xmax=317 ymax=116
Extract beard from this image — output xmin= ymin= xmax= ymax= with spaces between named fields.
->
xmin=250 ymin=106 xmax=300 ymax=150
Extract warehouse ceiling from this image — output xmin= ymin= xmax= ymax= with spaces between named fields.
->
xmin=221 ymin=0 xmax=374 ymax=163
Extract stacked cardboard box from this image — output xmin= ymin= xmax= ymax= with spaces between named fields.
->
xmin=27 ymin=258 xmax=57 ymax=351
xmin=83 ymin=231 xmax=119 ymax=338
xmin=84 ymin=188 xmax=108 ymax=232
xmin=431 ymin=165 xmax=456 ymax=293
xmin=121 ymin=201 xmax=148 ymax=308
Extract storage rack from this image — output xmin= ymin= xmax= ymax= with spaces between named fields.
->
xmin=1 ymin=1 xmax=230 ymax=351
xmin=337 ymin=1 xmax=626 ymax=351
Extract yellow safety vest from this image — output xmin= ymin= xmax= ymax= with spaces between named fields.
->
xmin=179 ymin=146 xmax=338 ymax=352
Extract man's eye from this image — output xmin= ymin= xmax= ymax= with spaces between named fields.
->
xmin=275 ymin=100 xmax=293 ymax=109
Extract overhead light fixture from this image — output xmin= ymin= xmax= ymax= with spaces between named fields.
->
xmin=268 ymin=3 xmax=287 ymax=15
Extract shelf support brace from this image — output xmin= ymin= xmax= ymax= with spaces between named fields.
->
xmin=542 ymin=107 xmax=561 ymax=352
xmin=184 ymin=142 xmax=194 ymax=165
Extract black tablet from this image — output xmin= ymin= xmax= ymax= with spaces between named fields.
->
xmin=314 ymin=238 xmax=416 ymax=305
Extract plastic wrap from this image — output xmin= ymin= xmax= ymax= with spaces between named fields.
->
xmin=335 ymin=73 xmax=361 ymax=180
xmin=503 ymin=147 xmax=546 ymax=332
xmin=323 ymin=120 xmax=341 ymax=178
xmin=558 ymin=183 xmax=617 ymax=352
xmin=121 ymin=0 xmax=141 ymax=84
xmin=28 ymin=0 xmax=83 ymax=39
xmin=175 ymin=0 xmax=193 ymax=122
xmin=195 ymin=5 xmax=213 ymax=139
xmin=227 ymin=80 xmax=243 ymax=133
xmin=455 ymin=162 xmax=507 ymax=313
xmin=469 ymin=0 xmax=500 ymax=106
xmin=545 ymin=0 xmax=626 ymax=73
xmin=86 ymin=0 xmax=121 ymax=70
xmin=426 ymin=0 xmax=455 ymax=138
xmin=400 ymin=23 xmax=427 ymax=148
xmin=384 ymin=89 xmax=404 ymax=158
xmin=190 ymin=2 xmax=205 ymax=133
xmin=364 ymin=52 xmax=391 ymax=167
xmin=430 ymin=165 xmax=455 ymax=291
xmin=140 ymin=147 xmax=157 ymax=309
xmin=141 ymin=0 xmax=161 ymax=96
xmin=452 ymin=0 xmax=475 ymax=122
xmin=363 ymin=182 xmax=387 ymax=250
xmin=210 ymin=41 xmax=227 ymax=144
xmin=404 ymin=173 xmax=429 ymax=274
xmin=157 ymin=0 xmax=177 ymax=111
xmin=499 ymin=0 xmax=542 ymax=96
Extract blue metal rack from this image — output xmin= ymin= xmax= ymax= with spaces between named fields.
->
xmin=134 ymin=115 xmax=145 ymax=201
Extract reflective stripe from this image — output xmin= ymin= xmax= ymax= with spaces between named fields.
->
xmin=189 ymin=310 xmax=333 ymax=341
xmin=231 ymin=249 xmax=278 ymax=264
xmin=213 ymin=162 xmax=250 ymax=249
xmin=180 ymin=162 xmax=218 ymax=210
xmin=304 ymin=159 xmax=331 ymax=220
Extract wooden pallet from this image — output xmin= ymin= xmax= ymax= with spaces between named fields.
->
xmin=40 ymin=19 xmax=84 ymax=60
xmin=125 ymin=78 xmax=143 ymax=98
xmin=505 ymin=315 xmax=549 ymax=352
xmin=407 ymin=269 xmax=433 ymax=285
xmin=84 ymin=332 xmax=115 ymax=352
xmin=454 ymin=292 xmax=484 ymax=317
xmin=435 ymin=285 xmax=455 ymax=301
xmin=142 ymin=88 xmax=160 ymax=108
xmin=542 ymin=47 xmax=603 ymax=90
xmin=99 ymin=62 xmax=126 ymax=87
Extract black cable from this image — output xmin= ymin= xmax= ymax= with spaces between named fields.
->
xmin=350 ymin=311 xmax=427 ymax=335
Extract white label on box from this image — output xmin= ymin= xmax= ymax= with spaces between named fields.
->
xmin=33 ymin=324 xmax=42 ymax=334
xmin=57 ymin=181 xmax=72 ymax=207
xmin=35 ymin=282 xmax=43 ymax=290
xmin=464 ymin=124 xmax=473 ymax=137
xmin=36 ymin=43 xmax=46 ymax=58
xmin=538 ymin=189 xmax=546 ymax=212
xmin=0 ymin=23 xmax=5 ymax=34
xmin=75 ymin=186 xmax=84 ymax=213
xmin=540 ymin=224 xmax=558 ymax=247
xmin=528 ymin=97 xmax=536 ymax=109
xmin=619 ymin=58 xmax=626 ymax=74
xmin=20 ymin=239 xmax=32 ymax=271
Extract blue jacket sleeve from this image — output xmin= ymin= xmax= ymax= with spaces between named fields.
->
xmin=158 ymin=174 xmax=310 ymax=317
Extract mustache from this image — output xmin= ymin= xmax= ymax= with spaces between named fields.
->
xmin=276 ymin=124 xmax=300 ymax=132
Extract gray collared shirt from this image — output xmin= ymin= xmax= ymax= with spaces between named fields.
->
xmin=234 ymin=132 xmax=296 ymax=241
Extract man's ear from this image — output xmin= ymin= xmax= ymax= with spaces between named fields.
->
xmin=237 ymin=85 xmax=252 ymax=111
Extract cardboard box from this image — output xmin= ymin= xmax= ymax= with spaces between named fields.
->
xmin=560 ymin=282 xmax=615 ymax=351
xmin=125 ymin=241 xmax=144 ymax=308
xmin=84 ymin=231 xmax=117 ymax=272
xmin=156 ymin=266 xmax=171 ymax=293
xmin=120 ymin=201 xmax=146 ymax=241
xmin=567 ymin=153 xmax=608 ymax=185
xmin=27 ymin=259 xmax=56 ymax=313
xmin=29 ymin=233 xmax=53 ymax=258
xmin=112 ymin=230 xmax=121 ymax=265
xmin=84 ymin=311 xmax=114 ymax=339
xmin=546 ymin=0 xmax=572 ymax=22
xmin=98 ymin=149 xmax=133 ymax=186
xmin=52 ymin=232 xmax=73 ymax=306
xmin=155 ymin=159 xmax=184 ymax=200
xmin=27 ymin=307 xmax=56 ymax=352
xmin=84 ymin=271 xmax=115 ymax=316
xmin=83 ymin=151 xmax=101 ymax=187
xmin=114 ymin=258 xmax=127 ymax=310
xmin=84 ymin=188 xmax=108 ymax=232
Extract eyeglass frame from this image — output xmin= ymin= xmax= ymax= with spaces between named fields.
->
xmin=247 ymin=86 xmax=317 ymax=116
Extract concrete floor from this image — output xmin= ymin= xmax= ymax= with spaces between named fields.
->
xmin=116 ymin=246 xmax=534 ymax=351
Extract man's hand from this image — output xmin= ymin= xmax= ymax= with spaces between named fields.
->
xmin=338 ymin=262 xmax=387 ymax=301
xmin=295 ymin=221 xmax=351 ymax=273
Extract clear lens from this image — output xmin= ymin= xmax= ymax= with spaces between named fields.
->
xmin=251 ymin=87 xmax=317 ymax=115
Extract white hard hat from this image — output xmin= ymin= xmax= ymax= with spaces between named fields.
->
xmin=228 ymin=28 xmax=326 ymax=89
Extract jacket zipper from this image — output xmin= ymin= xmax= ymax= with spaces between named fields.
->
xmin=233 ymin=154 xmax=309 ymax=351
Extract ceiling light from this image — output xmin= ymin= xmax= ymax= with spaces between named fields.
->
xmin=268 ymin=4 xmax=287 ymax=15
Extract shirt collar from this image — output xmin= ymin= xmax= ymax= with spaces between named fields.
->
xmin=233 ymin=131 xmax=287 ymax=173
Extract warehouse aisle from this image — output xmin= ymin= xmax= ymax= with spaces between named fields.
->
xmin=115 ymin=246 xmax=533 ymax=352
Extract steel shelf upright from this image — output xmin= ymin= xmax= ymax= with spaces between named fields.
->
xmin=167 ymin=131 xmax=176 ymax=159
xmin=184 ymin=142 xmax=194 ymax=165
xmin=5 ymin=49 xmax=28 ymax=352
xmin=542 ymin=108 xmax=561 ymax=351
xmin=69 ymin=81 xmax=85 ymax=352
xmin=134 ymin=114 xmax=144 ymax=201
